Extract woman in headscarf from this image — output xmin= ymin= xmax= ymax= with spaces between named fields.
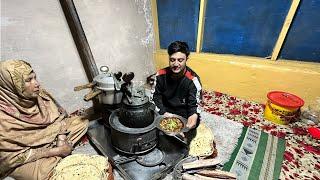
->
xmin=0 ymin=60 xmax=89 ymax=179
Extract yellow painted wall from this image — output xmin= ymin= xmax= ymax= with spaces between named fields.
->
xmin=154 ymin=50 xmax=320 ymax=107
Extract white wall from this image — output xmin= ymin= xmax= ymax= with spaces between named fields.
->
xmin=0 ymin=0 xmax=155 ymax=112
xmin=75 ymin=0 xmax=155 ymax=81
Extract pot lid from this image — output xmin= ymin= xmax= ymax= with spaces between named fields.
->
xmin=267 ymin=91 xmax=304 ymax=108
xmin=93 ymin=66 xmax=116 ymax=91
xmin=94 ymin=74 xmax=115 ymax=91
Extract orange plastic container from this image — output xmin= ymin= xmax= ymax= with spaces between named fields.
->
xmin=264 ymin=91 xmax=304 ymax=125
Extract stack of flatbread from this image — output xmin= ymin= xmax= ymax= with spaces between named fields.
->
xmin=188 ymin=122 xmax=217 ymax=158
xmin=50 ymin=154 xmax=112 ymax=180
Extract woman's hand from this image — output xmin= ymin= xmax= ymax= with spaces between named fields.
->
xmin=56 ymin=143 xmax=73 ymax=157
xmin=51 ymin=142 xmax=73 ymax=157
xmin=27 ymin=142 xmax=74 ymax=163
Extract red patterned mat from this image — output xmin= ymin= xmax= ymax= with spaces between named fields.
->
xmin=201 ymin=90 xmax=320 ymax=180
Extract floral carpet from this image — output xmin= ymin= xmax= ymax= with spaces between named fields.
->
xmin=201 ymin=90 xmax=320 ymax=180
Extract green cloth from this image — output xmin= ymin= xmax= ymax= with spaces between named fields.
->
xmin=223 ymin=127 xmax=285 ymax=180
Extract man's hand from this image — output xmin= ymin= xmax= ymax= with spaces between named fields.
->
xmin=164 ymin=112 xmax=174 ymax=117
xmin=186 ymin=113 xmax=198 ymax=129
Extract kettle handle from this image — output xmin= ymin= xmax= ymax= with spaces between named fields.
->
xmin=100 ymin=66 xmax=109 ymax=73
xmin=74 ymin=82 xmax=95 ymax=91
xmin=84 ymin=89 xmax=102 ymax=101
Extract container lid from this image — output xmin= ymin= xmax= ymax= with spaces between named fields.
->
xmin=93 ymin=73 xmax=115 ymax=91
xmin=93 ymin=65 xmax=116 ymax=91
xmin=267 ymin=91 xmax=304 ymax=108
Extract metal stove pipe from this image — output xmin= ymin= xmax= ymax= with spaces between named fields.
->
xmin=59 ymin=0 xmax=99 ymax=81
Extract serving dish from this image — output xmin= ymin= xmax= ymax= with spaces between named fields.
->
xmin=155 ymin=114 xmax=190 ymax=136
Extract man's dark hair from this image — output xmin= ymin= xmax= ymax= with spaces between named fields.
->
xmin=167 ymin=41 xmax=190 ymax=57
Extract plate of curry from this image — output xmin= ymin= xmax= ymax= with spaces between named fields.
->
xmin=155 ymin=114 xmax=189 ymax=136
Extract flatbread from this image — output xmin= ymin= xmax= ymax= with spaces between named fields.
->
xmin=50 ymin=154 xmax=110 ymax=180
xmin=188 ymin=123 xmax=216 ymax=157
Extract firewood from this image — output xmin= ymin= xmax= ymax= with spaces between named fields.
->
xmin=182 ymin=173 xmax=198 ymax=180
xmin=182 ymin=159 xmax=221 ymax=170
xmin=196 ymin=169 xmax=236 ymax=179
xmin=183 ymin=173 xmax=224 ymax=180
xmin=194 ymin=174 xmax=232 ymax=180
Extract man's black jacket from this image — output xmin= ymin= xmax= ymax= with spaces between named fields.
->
xmin=153 ymin=66 xmax=202 ymax=119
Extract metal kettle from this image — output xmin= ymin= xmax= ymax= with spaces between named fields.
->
xmin=118 ymin=85 xmax=155 ymax=128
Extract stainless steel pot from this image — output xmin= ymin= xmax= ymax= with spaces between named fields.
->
xmin=94 ymin=66 xmax=122 ymax=104
xmin=98 ymin=90 xmax=123 ymax=105
xmin=74 ymin=66 xmax=123 ymax=105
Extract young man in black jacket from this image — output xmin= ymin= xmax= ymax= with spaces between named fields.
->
xmin=153 ymin=41 xmax=202 ymax=142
